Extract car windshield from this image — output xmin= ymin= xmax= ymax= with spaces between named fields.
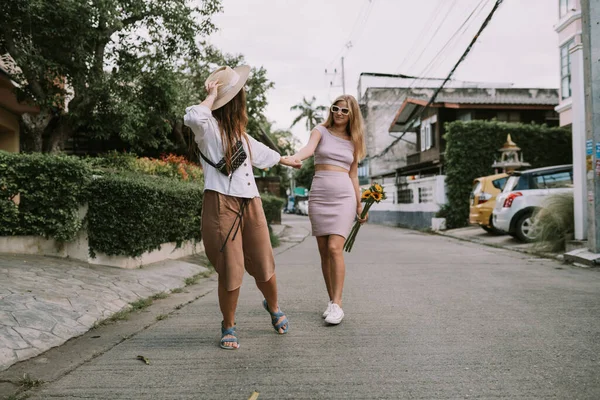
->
xmin=503 ymin=176 xmax=520 ymax=193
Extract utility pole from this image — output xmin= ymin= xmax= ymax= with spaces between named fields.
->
xmin=325 ymin=56 xmax=347 ymax=94
xmin=582 ymin=0 xmax=600 ymax=253
xmin=341 ymin=56 xmax=346 ymax=95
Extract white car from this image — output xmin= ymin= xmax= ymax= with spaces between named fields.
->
xmin=493 ymin=165 xmax=573 ymax=242
xmin=297 ymin=200 xmax=309 ymax=216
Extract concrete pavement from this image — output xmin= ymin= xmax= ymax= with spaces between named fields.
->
xmin=3 ymin=214 xmax=600 ymax=399
xmin=0 ymin=254 xmax=209 ymax=372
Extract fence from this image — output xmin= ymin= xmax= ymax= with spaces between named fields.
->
xmin=365 ymin=175 xmax=447 ymax=229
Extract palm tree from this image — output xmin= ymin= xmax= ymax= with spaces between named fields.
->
xmin=290 ymin=96 xmax=328 ymax=131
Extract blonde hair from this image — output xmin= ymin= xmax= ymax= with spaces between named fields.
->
xmin=323 ymin=94 xmax=366 ymax=160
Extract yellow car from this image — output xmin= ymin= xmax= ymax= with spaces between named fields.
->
xmin=469 ymin=173 xmax=509 ymax=233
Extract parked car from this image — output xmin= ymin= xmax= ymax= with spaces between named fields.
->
xmin=297 ymin=199 xmax=309 ymax=216
xmin=469 ymin=172 xmax=509 ymax=234
xmin=493 ymin=165 xmax=573 ymax=242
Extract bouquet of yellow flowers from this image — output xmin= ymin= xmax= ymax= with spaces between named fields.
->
xmin=343 ymin=182 xmax=387 ymax=252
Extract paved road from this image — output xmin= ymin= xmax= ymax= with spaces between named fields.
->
xmin=26 ymin=215 xmax=600 ymax=399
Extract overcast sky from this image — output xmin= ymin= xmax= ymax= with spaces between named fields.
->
xmin=205 ymin=0 xmax=560 ymax=145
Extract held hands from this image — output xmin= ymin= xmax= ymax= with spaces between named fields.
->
xmin=280 ymin=156 xmax=302 ymax=169
xmin=356 ymin=206 xmax=368 ymax=224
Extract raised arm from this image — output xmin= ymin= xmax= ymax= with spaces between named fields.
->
xmin=183 ymin=81 xmax=220 ymax=135
xmin=291 ymin=128 xmax=322 ymax=161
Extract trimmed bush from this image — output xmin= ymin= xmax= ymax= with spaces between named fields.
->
xmin=261 ymin=194 xmax=285 ymax=225
xmin=87 ymin=173 xmax=203 ymax=257
xmin=444 ymin=121 xmax=572 ymax=229
xmin=0 ymin=151 xmax=91 ymax=241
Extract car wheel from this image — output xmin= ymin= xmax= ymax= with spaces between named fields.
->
xmin=514 ymin=212 xmax=538 ymax=243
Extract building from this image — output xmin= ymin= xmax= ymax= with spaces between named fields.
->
xmin=0 ymin=55 xmax=38 ymax=152
xmin=389 ymin=87 xmax=559 ymax=178
xmin=358 ymin=73 xmax=559 ymax=229
xmin=554 ymin=0 xmax=587 ymax=241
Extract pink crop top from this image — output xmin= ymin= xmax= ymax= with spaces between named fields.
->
xmin=313 ymin=125 xmax=355 ymax=170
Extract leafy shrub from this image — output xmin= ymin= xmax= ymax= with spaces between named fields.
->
xmin=444 ymin=121 xmax=571 ymax=229
xmin=533 ymin=193 xmax=574 ymax=252
xmin=0 ymin=151 xmax=91 ymax=241
xmin=86 ymin=151 xmax=204 ymax=184
xmin=87 ymin=173 xmax=203 ymax=257
xmin=261 ymin=194 xmax=285 ymax=225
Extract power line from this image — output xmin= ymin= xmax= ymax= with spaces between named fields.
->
xmin=370 ymin=0 xmax=505 ymax=160
xmin=365 ymin=0 xmax=492 ymax=141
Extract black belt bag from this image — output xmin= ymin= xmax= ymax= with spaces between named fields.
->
xmin=199 ymin=140 xmax=247 ymax=179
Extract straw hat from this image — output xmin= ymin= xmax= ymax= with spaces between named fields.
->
xmin=204 ymin=65 xmax=251 ymax=110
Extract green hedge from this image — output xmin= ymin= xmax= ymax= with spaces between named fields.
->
xmin=0 ymin=151 xmax=91 ymax=241
xmin=87 ymin=173 xmax=203 ymax=257
xmin=261 ymin=194 xmax=285 ymax=225
xmin=444 ymin=121 xmax=572 ymax=229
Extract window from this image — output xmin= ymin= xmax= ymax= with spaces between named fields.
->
xmin=492 ymin=177 xmax=508 ymax=191
xmin=559 ymin=0 xmax=574 ymax=18
xmin=397 ymin=188 xmax=413 ymax=204
xmin=418 ymin=187 xmax=433 ymax=203
xmin=560 ymin=40 xmax=574 ymax=99
xmin=419 ymin=116 xmax=437 ymax=151
xmin=533 ymin=171 xmax=573 ymax=189
xmin=496 ymin=112 xmax=520 ymax=122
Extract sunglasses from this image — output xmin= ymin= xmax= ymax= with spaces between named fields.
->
xmin=330 ymin=105 xmax=350 ymax=115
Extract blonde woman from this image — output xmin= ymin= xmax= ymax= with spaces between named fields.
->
xmin=291 ymin=94 xmax=367 ymax=324
xmin=184 ymin=66 xmax=301 ymax=349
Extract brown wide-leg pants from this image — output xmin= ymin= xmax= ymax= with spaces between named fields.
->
xmin=201 ymin=190 xmax=275 ymax=291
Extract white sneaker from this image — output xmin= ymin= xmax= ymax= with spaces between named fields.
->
xmin=322 ymin=301 xmax=333 ymax=319
xmin=324 ymin=303 xmax=344 ymax=325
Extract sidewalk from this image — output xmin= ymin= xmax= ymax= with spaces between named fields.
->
xmin=0 ymin=219 xmax=307 ymax=375
xmin=0 ymin=254 xmax=209 ymax=372
xmin=6 ymin=215 xmax=600 ymax=399
xmin=437 ymin=225 xmax=564 ymax=260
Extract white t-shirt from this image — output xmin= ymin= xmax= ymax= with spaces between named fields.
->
xmin=183 ymin=104 xmax=280 ymax=198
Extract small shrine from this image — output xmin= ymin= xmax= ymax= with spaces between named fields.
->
xmin=492 ymin=134 xmax=530 ymax=173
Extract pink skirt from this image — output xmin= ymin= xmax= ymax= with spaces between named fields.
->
xmin=309 ymin=170 xmax=357 ymax=238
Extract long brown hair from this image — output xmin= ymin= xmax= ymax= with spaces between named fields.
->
xmin=323 ymin=94 xmax=366 ymax=160
xmin=212 ymin=88 xmax=251 ymax=171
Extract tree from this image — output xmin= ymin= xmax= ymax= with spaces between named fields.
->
xmin=0 ymin=0 xmax=222 ymax=152
xmin=290 ymin=96 xmax=327 ymax=131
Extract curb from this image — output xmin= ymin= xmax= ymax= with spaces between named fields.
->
xmin=434 ymin=230 xmax=565 ymax=263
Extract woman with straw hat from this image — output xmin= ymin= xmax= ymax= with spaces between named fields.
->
xmin=184 ymin=65 xmax=301 ymax=349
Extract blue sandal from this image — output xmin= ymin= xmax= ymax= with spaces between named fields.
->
xmin=220 ymin=323 xmax=239 ymax=350
xmin=262 ymin=299 xmax=289 ymax=334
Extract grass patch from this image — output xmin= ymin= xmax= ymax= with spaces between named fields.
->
xmin=151 ymin=292 xmax=169 ymax=300
xmin=171 ymin=288 xmax=185 ymax=294
xmin=156 ymin=314 xmax=168 ymax=321
xmin=130 ymin=298 xmax=153 ymax=311
xmin=270 ymin=228 xmax=280 ymax=248
xmin=17 ymin=374 xmax=43 ymax=390
xmin=184 ymin=269 xmax=212 ymax=286
xmin=533 ymin=193 xmax=574 ymax=252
